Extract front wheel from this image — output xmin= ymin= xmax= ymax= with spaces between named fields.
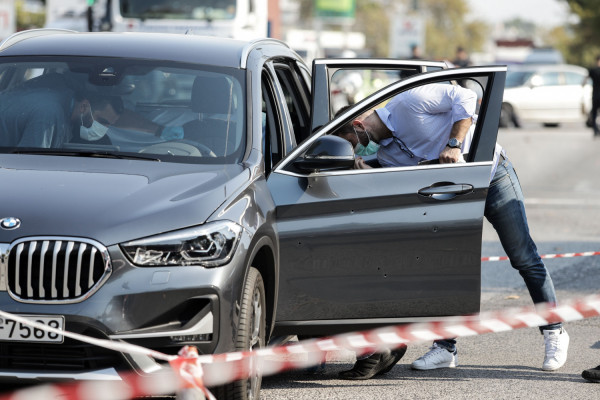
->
xmin=215 ymin=267 xmax=266 ymax=400
xmin=499 ymin=103 xmax=518 ymax=128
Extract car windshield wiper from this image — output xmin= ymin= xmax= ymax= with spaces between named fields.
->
xmin=10 ymin=149 xmax=161 ymax=162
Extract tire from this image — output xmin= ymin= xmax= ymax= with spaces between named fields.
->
xmin=499 ymin=103 xmax=513 ymax=128
xmin=214 ymin=267 xmax=266 ymax=400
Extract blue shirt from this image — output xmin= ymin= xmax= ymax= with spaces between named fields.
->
xmin=375 ymin=83 xmax=477 ymax=167
xmin=374 ymin=83 xmax=505 ymax=180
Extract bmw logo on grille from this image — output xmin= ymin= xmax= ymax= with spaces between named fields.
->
xmin=0 ymin=217 xmax=21 ymax=230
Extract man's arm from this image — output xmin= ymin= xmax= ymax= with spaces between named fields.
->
xmin=438 ymin=117 xmax=472 ymax=163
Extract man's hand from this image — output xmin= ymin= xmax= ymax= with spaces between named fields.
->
xmin=439 ymin=146 xmax=463 ymax=164
xmin=439 ymin=117 xmax=471 ymax=163
xmin=354 ymin=157 xmax=372 ymax=169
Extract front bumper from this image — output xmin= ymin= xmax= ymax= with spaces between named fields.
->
xmin=0 ymin=235 xmax=251 ymax=382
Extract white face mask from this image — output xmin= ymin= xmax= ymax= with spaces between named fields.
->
xmin=80 ymin=109 xmax=109 ymax=141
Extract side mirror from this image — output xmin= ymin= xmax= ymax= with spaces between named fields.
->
xmin=293 ymin=135 xmax=355 ymax=172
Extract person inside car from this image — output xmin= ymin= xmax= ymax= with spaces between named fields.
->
xmin=0 ymin=73 xmax=78 ymax=148
xmin=77 ymin=93 xmax=184 ymax=142
xmin=333 ymin=82 xmax=568 ymax=379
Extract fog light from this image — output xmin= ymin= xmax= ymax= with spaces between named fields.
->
xmin=170 ymin=334 xmax=212 ymax=342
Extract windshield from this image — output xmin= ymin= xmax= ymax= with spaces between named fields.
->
xmin=505 ymin=70 xmax=535 ymax=88
xmin=120 ymin=0 xmax=236 ymax=20
xmin=0 ymin=56 xmax=246 ymax=164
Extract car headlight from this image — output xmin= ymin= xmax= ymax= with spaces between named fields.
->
xmin=121 ymin=221 xmax=243 ymax=267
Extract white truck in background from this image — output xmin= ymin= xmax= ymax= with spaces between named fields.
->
xmin=46 ymin=0 xmax=270 ymax=39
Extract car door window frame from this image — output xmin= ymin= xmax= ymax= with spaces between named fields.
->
xmin=276 ymin=66 xmax=507 ymax=177
xmin=310 ymin=59 xmax=449 ymax=132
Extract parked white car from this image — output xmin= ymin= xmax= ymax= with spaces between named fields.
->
xmin=500 ymin=64 xmax=591 ymax=127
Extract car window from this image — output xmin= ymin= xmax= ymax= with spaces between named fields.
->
xmin=261 ymin=71 xmax=283 ymax=174
xmin=273 ymin=63 xmax=311 ymax=147
xmin=330 ymin=77 xmax=489 ymax=168
xmin=297 ymin=62 xmax=312 ymax=95
xmin=537 ymin=72 xmax=560 ymax=86
xmin=330 ymin=68 xmax=420 ymax=115
xmin=564 ymin=71 xmax=585 ymax=85
xmin=505 ymin=70 xmax=534 ymax=88
xmin=0 ymin=56 xmax=246 ymax=164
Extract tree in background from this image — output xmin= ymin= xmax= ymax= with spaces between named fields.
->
xmin=297 ymin=0 xmax=488 ymax=59
xmin=418 ymin=0 xmax=488 ymax=60
xmin=16 ymin=0 xmax=46 ymax=31
xmin=297 ymin=0 xmax=389 ymax=57
xmin=557 ymin=0 xmax=600 ymax=67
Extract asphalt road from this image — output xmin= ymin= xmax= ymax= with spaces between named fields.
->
xmin=260 ymin=123 xmax=600 ymax=400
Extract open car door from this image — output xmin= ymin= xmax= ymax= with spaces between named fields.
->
xmin=310 ymin=58 xmax=449 ymax=132
xmin=269 ymin=62 xmax=506 ymax=337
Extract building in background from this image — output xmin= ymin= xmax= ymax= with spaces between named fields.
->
xmin=0 ymin=0 xmax=15 ymax=40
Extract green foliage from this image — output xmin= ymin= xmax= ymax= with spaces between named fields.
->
xmin=561 ymin=0 xmax=600 ymax=67
xmin=419 ymin=0 xmax=489 ymax=60
xmin=297 ymin=0 xmax=488 ymax=59
xmin=16 ymin=0 xmax=46 ymax=31
xmin=355 ymin=1 xmax=389 ymax=57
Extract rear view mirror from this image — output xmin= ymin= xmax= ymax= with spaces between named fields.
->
xmin=293 ymin=135 xmax=355 ymax=172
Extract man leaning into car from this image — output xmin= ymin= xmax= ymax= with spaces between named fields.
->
xmin=333 ymin=82 xmax=569 ymax=379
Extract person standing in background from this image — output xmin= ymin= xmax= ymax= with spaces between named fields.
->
xmin=588 ymin=55 xmax=600 ymax=137
xmin=453 ymin=46 xmax=472 ymax=68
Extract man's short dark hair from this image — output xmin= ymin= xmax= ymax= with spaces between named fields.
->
xmin=332 ymin=105 xmax=355 ymax=136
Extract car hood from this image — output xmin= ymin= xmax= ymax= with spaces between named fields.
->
xmin=0 ymin=155 xmax=250 ymax=246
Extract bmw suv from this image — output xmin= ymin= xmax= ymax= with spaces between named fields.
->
xmin=0 ymin=29 xmax=506 ymax=399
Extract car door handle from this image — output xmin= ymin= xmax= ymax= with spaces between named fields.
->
xmin=418 ymin=183 xmax=474 ymax=200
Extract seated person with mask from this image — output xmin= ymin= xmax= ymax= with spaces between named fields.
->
xmin=76 ymin=93 xmax=184 ymax=147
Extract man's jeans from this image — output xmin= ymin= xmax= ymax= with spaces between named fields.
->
xmin=437 ymin=157 xmax=561 ymax=350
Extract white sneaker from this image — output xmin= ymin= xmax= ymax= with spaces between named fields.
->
xmin=542 ymin=328 xmax=569 ymax=371
xmin=411 ymin=343 xmax=458 ymax=370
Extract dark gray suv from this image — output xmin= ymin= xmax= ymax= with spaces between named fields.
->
xmin=0 ymin=29 xmax=506 ymax=399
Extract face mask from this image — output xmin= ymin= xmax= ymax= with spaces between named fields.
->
xmin=353 ymin=127 xmax=379 ymax=156
xmin=80 ymin=109 xmax=109 ymax=141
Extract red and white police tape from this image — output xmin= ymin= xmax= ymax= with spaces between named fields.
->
xmin=1 ymin=293 xmax=600 ymax=400
xmin=482 ymin=250 xmax=600 ymax=262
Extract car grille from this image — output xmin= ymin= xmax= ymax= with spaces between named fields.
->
xmin=6 ymin=238 xmax=111 ymax=303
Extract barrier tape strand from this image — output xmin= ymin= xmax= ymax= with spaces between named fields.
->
xmin=1 ymin=294 xmax=599 ymax=399
xmin=482 ymin=250 xmax=600 ymax=262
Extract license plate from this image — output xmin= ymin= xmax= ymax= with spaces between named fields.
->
xmin=0 ymin=315 xmax=64 ymax=343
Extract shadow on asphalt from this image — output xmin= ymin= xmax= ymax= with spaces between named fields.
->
xmin=262 ymin=363 xmax=585 ymax=388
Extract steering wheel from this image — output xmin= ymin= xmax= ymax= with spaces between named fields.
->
xmin=138 ymin=140 xmax=216 ymax=157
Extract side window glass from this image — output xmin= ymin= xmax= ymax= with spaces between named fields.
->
xmin=330 ymin=68 xmax=420 ymax=115
xmin=331 ymin=78 xmax=488 ymax=169
xmin=274 ymin=64 xmax=310 ymax=147
xmin=565 ymin=72 xmax=584 ymax=85
xmin=297 ymin=63 xmax=312 ymax=94
xmin=261 ymin=72 xmax=283 ymax=175
xmin=538 ymin=72 xmax=560 ymax=86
